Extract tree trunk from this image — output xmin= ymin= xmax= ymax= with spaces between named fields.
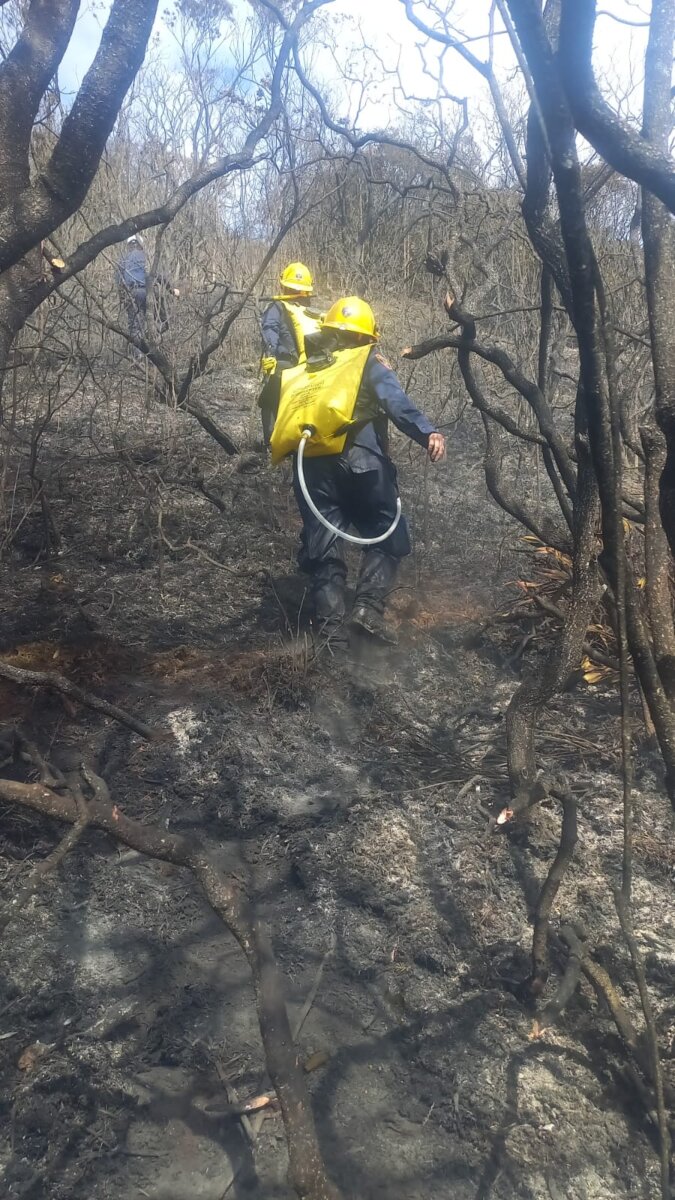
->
xmin=640 ymin=0 xmax=675 ymax=557
xmin=506 ymin=441 xmax=599 ymax=800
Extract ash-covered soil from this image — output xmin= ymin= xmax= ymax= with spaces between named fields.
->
xmin=0 ymin=363 xmax=672 ymax=1200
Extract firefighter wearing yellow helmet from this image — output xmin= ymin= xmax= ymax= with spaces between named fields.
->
xmin=279 ymin=262 xmax=313 ymax=294
xmin=270 ymin=295 xmax=445 ymax=647
xmin=258 ymin=262 xmax=322 ymax=443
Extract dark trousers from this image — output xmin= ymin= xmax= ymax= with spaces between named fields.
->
xmin=123 ymin=286 xmax=170 ymax=343
xmin=293 ymin=452 xmax=410 ymax=627
xmin=258 ymin=374 xmax=281 ymax=445
xmin=123 ymin=287 xmax=146 ymax=340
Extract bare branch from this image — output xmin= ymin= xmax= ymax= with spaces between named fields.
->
xmin=615 ymin=888 xmax=671 ymax=1199
xmin=0 ymin=775 xmax=88 ymax=936
xmin=556 ymin=0 xmax=675 ymax=214
xmin=0 ymin=659 xmax=155 ymax=739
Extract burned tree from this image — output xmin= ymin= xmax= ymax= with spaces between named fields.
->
xmin=0 ymin=0 xmax=158 ymax=366
xmin=399 ymin=0 xmax=674 ymax=1188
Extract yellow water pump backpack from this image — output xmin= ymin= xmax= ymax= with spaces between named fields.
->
xmin=277 ymin=301 xmax=322 ymax=364
xmin=269 ymin=344 xmax=371 ymax=466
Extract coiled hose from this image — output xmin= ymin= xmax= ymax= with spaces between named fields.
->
xmin=297 ymin=428 xmax=402 ymax=547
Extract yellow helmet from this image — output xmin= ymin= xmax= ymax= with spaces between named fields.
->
xmin=322 ymin=296 xmax=379 ymax=341
xmin=280 ymin=261 xmax=313 ymax=294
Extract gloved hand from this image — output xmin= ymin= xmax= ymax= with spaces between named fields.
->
xmin=261 ymin=356 xmax=277 ymax=376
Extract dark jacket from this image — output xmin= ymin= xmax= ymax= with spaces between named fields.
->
xmin=117 ymin=249 xmax=173 ymax=293
xmin=345 ymin=347 xmax=436 ymax=470
xmin=260 ymin=300 xmax=301 ymax=366
xmin=117 ymin=248 xmax=146 ymax=290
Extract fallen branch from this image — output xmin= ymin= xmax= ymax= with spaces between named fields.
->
xmin=0 ymin=660 xmax=155 ymax=740
xmin=160 ymin=531 xmax=240 ymax=576
xmin=570 ymin=933 xmax=675 ymax=1114
xmin=0 ymin=785 xmax=88 ymax=936
xmin=217 ymin=931 xmax=337 ymax=1197
xmin=578 ymin=949 xmax=642 ymax=1058
xmin=454 ymin=774 xmax=488 ymax=805
xmin=0 ymin=773 xmax=342 ymax=1200
xmin=182 ymin=399 xmax=240 ymax=457
xmin=192 ymin=471 xmax=228 ymax=514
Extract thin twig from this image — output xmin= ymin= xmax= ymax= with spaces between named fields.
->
xmin=214 ymin=1063 xmax=257 ymax=1146
xmin=454 ymin=774 xmax=487 ymax=804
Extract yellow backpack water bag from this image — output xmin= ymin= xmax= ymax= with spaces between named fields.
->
xmin=269 ymin=344 xmax=371 ymax=466
xmin=277 ymin=301 xmax=322 ymax=364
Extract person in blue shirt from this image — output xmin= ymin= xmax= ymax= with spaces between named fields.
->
xmin=117 ymin=235 xmax=179 ymax=342
xmin=292 ymin=296 xmax=445 ymax=646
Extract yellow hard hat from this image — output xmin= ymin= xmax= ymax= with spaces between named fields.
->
xmin=322 ymin=296 xmax=379 ymax=340
xmin=280 ymin=262 xmax=313 ymax=294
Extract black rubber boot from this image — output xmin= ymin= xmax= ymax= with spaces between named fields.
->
xmin=350 ymin=605 xmax=399 ymax=645
xmin=311 ymin=558 xmax=348 ymax=650
xmin=350 ymin=551 xmax=399 ymax=644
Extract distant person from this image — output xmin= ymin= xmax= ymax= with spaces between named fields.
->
xmin=258 ymin=262 xmax=322 ymax=442
xmin=270 ymin=296 xmax=445 ymax=647
xmin=117 ymin=235 xmax=180 ymax=343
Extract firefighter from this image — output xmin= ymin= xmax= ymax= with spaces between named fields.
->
xmin=259 ymin=262 xmax=322 ymax=442
xmin=271 ymin=296 xmax=445 ymax=647
xmin=117 ymin=235 xmax=179 ymax=342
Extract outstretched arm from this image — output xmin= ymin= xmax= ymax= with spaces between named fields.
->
xmin=366 ymin=352 xmax=445 ymax=460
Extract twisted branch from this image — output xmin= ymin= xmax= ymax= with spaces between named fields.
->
xmin=529 ymin=791 xmax=578 ymax=994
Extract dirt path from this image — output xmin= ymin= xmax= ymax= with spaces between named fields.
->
xmin=0 ymin=371 xmax=671 ymax=1199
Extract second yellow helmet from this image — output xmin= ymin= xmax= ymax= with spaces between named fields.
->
xmin=280 ymin=261 xmax=313 ymax=294
xmin=322 ymin=296 xmax=379 ymax=341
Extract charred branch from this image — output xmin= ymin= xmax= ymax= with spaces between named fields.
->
xmin=0 ymin=659 xmax=155 ymax=739
xmin=615 ymin=888 xmax=672 ymax=1197
xmin=529 ymin=790 xmax=578 ymax=994
xmin=532 ymin=921 xmax=584 ymax=1036
xmin=640 ymin=426 xmax=675 ymax=699
xmin=404 ymin=294 xmax=577 ymax=500
xmin=639 ymin=0 xmax=675 ymax=557
xmin=506 ymin=439 xmax=600 ymax=801
xmin=557 ymin=0 xmax=675 ymax=216
xmin=0 ymin=0 xmax=160 ymax=272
